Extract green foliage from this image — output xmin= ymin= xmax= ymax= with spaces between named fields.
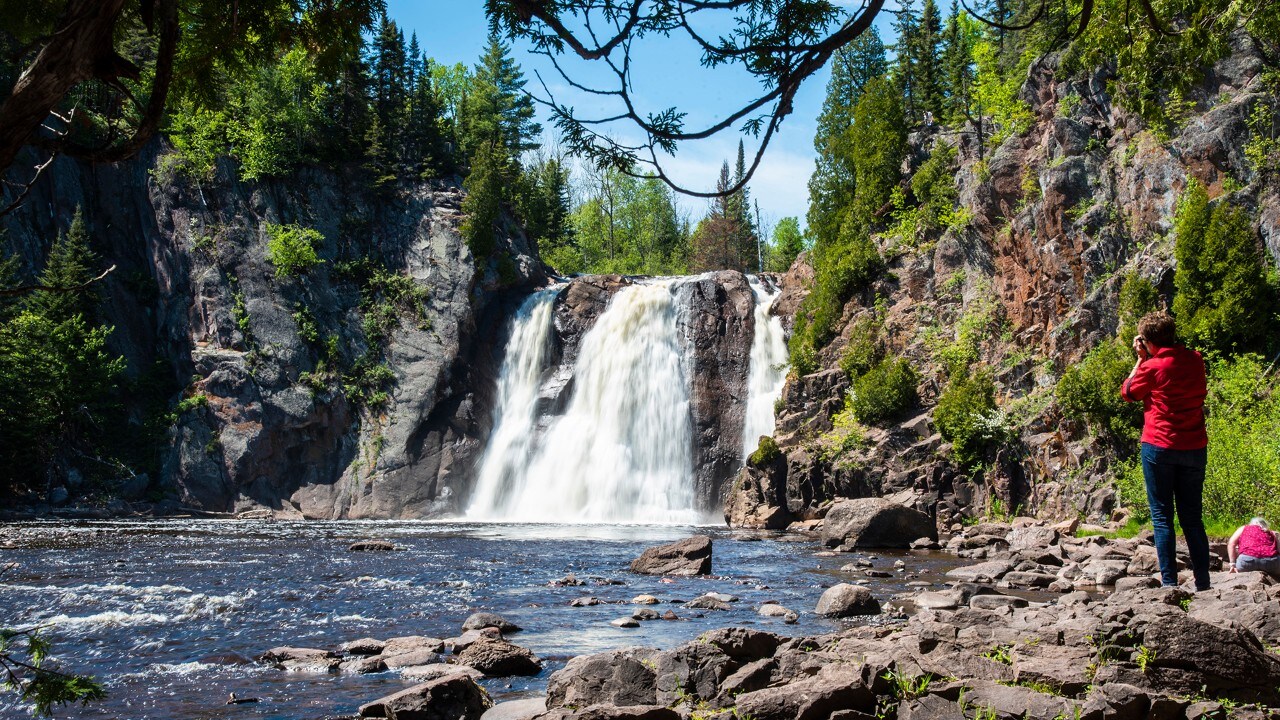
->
xmin=1245 ymin=89 xmax=1280 ymax=184
xmin=820 ymin=401 xmax=869 ymax=468
xmin=0 ymin=626 xmax=105 ymax=717
xmin=565 ymin=170 xmax=689 ymax=275
xmin=971 ymin=40 xmax=1034 ymax=146
xmin=983 ymin=643 xmax=1013 ymax=665
xmin=342 ymin=353 xmax=395 ymax=410
xmin=1172 ymin=180 xmax=1278 ymax=354
xmin=766 ymin=217 xmax=806 ymax=273
xmin=838 ymin=316 xmax=884 ymax=379
xmin=1056 ymin=341 xmax=1142 ymax=443
xmin=265 ymin=223 xmax=324 ymax=278
xmin=461 ymin=141 xmax=508 ymax=260
xmin=1197 ymin=354 xmax=1280 ymax=526
xmin=27 ymin=209 xmax=98 ymax=322
xmin=850 ymin=356 xmax=919 ymax=425
xmin=928 ymin=287 xmax=1003 ymax=375
xmin=747 ymin=436 xmax=781 ymax=468
xmin=935 ymin=368 xmax=1005 ymax=468
xmin=1135 ymin=645 xmax=1157 ymax=674
xmin=1117 ymin=273 xmax=1160 ymax=340
xmin=910 ymin=141 xmax=959 ymax=232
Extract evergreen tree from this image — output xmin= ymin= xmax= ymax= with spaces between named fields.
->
xmin=369 ymin=16 xmax=409 ymax=132
xmin=729 ymin=140 xmax=760 ymax=270
xmin=690 ymin=162 xmax=751 ymax=272
xmin=849 ymin=76 xmax=908 ymax=221
xmin=1172 ymin=180 xmax=1278 ymax=354
xmin=913 ymin=0 xmax=945 ymax=120
xmin=807 ymin=29 xmax=887 ymax=255
xmin=28 ymin=208 xmax=98 ymax=323
xmin=892 ymin=0 xmax=922 ymax=122
xmin=406 ymin=54 xmax=452 ymax=176
xmin=941 ymin=3 xmax=978 ymax=126
xmin=517 ymin=155 xmax=573 ymax=254
xmin=460 ymin=140 xmax=509 ymax=259
xmin=463 ymin=33 xmax=541 ymax=160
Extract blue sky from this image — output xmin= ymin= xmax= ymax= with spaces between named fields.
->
xmin=387 ymin=2 xmax=898 ymax=232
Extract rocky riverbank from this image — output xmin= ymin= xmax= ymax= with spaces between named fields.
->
xmin=240 ymin=503 xmax=1278 ymax=720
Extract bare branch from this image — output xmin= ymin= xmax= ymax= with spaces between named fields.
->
xmin=0 ymin=265 xmax=118 ymax=298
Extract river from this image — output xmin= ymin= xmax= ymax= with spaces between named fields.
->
xmin=0 ymin=520 xmax=966 ymax=719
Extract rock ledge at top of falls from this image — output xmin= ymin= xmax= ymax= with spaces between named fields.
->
xmin=629 ymin=536 xmax=713 ymax=576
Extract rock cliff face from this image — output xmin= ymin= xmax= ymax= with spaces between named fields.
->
xmin=730 ymin=38 xmax=1280 ymax=528
xmin=2 ymin=143 xmax=545 ymax=518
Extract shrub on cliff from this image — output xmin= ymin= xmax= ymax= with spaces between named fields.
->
xmin=839 ymin=316 xmax=884 ymax=379
xmin=748 ymin=436 xmax=782 ymax=468
xmin=266 ymin=223 xmax=324 ymax=278
xmin=1172 ymin=180 xmax=1278 ymax=355
xmin=934 ymin=368 xmax=1004 ymax=468
xmin=1056 ymin=341 xmax=1142 ymax=444
xmin=851 ymin=356 xmax=919 ymax=425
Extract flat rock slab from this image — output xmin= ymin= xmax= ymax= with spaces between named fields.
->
xmin=630 ymin=536 xmax=712 ymax=576
xmin=481 ymin=697 xmax=546 ymax=720
xmin=945 ymin=560 xmax=1012 ymax=583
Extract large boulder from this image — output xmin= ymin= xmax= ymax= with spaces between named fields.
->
xmin=731 ymin=667 xmax=876 ymax=720
xmin=814 ymin=583 xmax=881 ymax=617
xmin=546 ymin=650 xmax=660 ymax=709
xmin=630 ymin=536 xmax=712 ymax=576
xmin=454 ymin=637 xmax=542 ymax=677
xmin=358 ymin=673 xmax=492 ymax=719
xmin=819 ymin=498 xmax=936 ymax=549
xmin=462 ymin=612 xmax=522 ymax=634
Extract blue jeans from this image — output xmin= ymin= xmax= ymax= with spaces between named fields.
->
xmin=1141 ymin=442 xmax=1211 ymax=590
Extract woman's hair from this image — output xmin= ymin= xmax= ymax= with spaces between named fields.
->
xmin=1137 ymin=311 xmax=1177 ymax=347
xmin=1250 ymin=517 xmax=1270 ymax=530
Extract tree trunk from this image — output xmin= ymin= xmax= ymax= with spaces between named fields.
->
xmin=0 ymin=0 xmax=130 ymax=172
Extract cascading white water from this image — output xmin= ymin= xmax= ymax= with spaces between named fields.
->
xmin=467 ymin=280 xmax=702 ymax=524
xmin=741 ymin=277 xmax=790 ymax=459
xmin=464 ymin=287 xmax=562 ymax=517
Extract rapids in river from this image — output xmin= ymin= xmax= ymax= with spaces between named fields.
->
xmin=0 ymin=520 xmax=970 ymax=719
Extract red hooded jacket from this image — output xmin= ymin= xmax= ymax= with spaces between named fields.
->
xmin=1120 ymin=344 xmax=1208 ymax=450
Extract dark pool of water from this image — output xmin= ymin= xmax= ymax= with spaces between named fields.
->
xmin=0 ymin=520 xmax=968 ymax=719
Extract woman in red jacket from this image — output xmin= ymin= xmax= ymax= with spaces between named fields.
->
xmin=1120 ymin=311 xmax=1210 ymax=591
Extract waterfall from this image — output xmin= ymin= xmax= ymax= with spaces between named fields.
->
xmin=464 ymin=287 xmax=562 ymax=517
xmin=467 ymin=280 xmax=702 ymax=524
xmin=741 ymin=276 xmax=789 ymax=459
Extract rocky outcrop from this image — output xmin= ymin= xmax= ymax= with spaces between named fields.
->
xmin=729 ymin=37 xmax=1280 ymax=525
xmin=533 ymin=562 xmax=1280 ymax=720
xmin=1 ymin=142 xmax=547 ymax=518
xmin=629 ymin=535 xmax=713 ymax=576
xmin=675 ymin=271 xmax=756 ymax=509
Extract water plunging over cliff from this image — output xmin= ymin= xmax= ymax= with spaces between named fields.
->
xmin=467 ymin=280 xmax=700 ymax=524
xmin=467 ymin=273 xmax=785 ymax=524
xmin=741 ymin=277 xmax=789 ymax=459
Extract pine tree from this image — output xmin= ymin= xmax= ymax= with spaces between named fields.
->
xmin=892 ymin=0 xmax=922 ymax=122
xmin=690 ymin=162 xmax=750 ymax=272
xmin=914 ymin=0 xmax=945 ymax=120
xmin=942 ymin=3 xmax=976 ymax=124
xmin=463 ymin=32 xmax=541 ymax=161
xmin=406 ymin=54 xmax=452 ymax=177
xmin=850 ymin=76 xmax=907 ymax=222
xmin=807 ymin=29 xmax=887 ymax=254
xmin=461 ymin=140 xmax=509 ymax=259
xmin=730 ymin=140 xmax=759 ymax=270
xmin=28 ymin=208 xmax=98 ymax=323
xmin=369 ymin=14 xmax=409 ymax=168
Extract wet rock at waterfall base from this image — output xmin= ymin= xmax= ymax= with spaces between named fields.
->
xmin=257 ymin=647 xmax=341 ymax=673
xmin=819 ymin=498 xmax=937 ymax=549
xmin=629 ymin=535 xmax=712 ymax=576
xmin=358 ymin=673 xmax=492 ymax=718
